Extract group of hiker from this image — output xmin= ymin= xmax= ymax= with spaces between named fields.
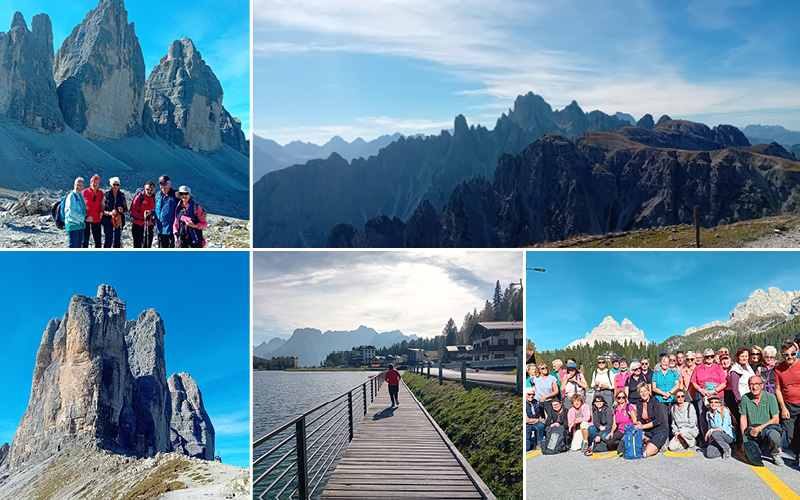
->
xmin=525 ymin=337 xmax=800 ymax=467
xmin=62 ymin=174 xmax=207 ymax=249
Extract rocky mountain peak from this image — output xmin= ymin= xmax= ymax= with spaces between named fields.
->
xmin=566 ymin=316 xmax=649 ymax=348
xmin=0 ymin=11 xmax=64 ymax=132
xmin=53 ymin=0 xmax=145 ymax=139
xmin=730 ymin=287 xmax=800 ymax=322
xmin=145 ymin=37 xmax=224 ymax=152
xmin=168 ymin=372 xmax=214 ymax=460
xmin=5 ymin=287 xmax=213 ymax=469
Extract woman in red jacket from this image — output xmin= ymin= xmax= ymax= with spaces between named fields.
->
xmin=82 ymin=174 xmax=104 ymax=248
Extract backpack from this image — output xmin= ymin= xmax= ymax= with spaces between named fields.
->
xmin=51 ymin=193 xmax=73 ymax=230
xmin=622 ymin=424 xmax=643 ymax=459
xmin=542 ymin=426 xmax=567 ymax=455
xmin=134 ymin=188 xmax=145 ymax=210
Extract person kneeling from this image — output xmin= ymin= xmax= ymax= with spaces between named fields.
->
xmin=635 ymin=383 xmax=668 ymax=457
xmin=740 ymin=375 xmax=784 ymax=466
xmin=542 ymin=399 xmax=569 ymax=455
xmin=703 ymin=394 xmax=734 ymax=458
xmin=668 ymin=389 xmax=699 ymax=452
xmin=567 ymin=394 xmax=592 ymax=453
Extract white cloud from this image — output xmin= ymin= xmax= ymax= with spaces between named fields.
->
xmin=253 ymin=251 xmax=522 ymax=340
xmin=211 ymin=411 xmax=250 ymax=436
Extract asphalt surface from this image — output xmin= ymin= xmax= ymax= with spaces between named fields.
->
xmin=526 ymin=447 xmax=800 ymax=499
xmin=438 ymin=368 xmax=516 ymax=386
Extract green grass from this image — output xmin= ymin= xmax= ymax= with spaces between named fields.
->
xmin=403 ymin=372 xmax=521 ymax=500
xmin=535 ymin=213 xmax=799 ymax=248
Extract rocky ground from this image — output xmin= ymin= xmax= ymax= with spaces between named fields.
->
xmin=0 ymin=188 xmax=249 ymax=248
xmin=0 ymin=445 xmax=249 ymax=500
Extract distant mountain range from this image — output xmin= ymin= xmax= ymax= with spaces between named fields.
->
xmin=254 ymin=92 xmax=634 ymax=247
xmin=252 ymin=326 xmax=418 ymax=367
xmin=253 ymin=133 xmax=403 ymax=181
xmin=743 ymin=125 xmax=800 ymax=149
xmin=567 ymin=316 xmax=649 ymax=348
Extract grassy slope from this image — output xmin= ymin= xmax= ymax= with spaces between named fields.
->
xmin=532 ymin=213 xmax=800 ymax=248
xmin=403 ymin=372 xmax=521 ymax=500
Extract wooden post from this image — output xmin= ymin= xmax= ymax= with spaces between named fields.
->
xmin=461 ymin=360 xmax=467 ymax=384
xmin=427 ymin=361 xmax=431 ymax=378
xmin=694 ymin=205 xmax=700 ymax=248
xmin=517 ymin=351 xmax=523 ymax=395
xmin=439 ymin=358 xmax=443 ymax=385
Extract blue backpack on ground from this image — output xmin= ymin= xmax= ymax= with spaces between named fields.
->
xmin=622 ymin=424 xmax=643 ymax=459
xmin=51 ymin=193 xmax=70 ymax=230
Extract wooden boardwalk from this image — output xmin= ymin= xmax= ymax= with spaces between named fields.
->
xmin=321 ymin=381 xmax=491 ymax=500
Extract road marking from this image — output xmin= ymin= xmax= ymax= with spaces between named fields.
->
xmin=526 ymin=450 xmax=542 ymax=459
xmin=590 ymin=451 xmax=616 ymax=460
xmin=734 ymin=449 xmax=800 ymax=500
xmin=609 ymin=454 xmax=623 ymax=461
xmin=664 ymin=450 xmax=694 ymax=458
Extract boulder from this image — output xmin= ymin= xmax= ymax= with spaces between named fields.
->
xmin=145 ymin=38 xmax=223 ymax=152
xmin=53 ymin=0 xmax=146 ymax=139
xmin=168 ymin=372 xmax=214 ymax=460
xmin=0 ymin=12 xmax=63 ymax=132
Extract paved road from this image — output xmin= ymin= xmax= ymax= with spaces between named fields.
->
xmin=526 ymin=448 xmax=800 ymax=499
xmin=438 ymin=368 xmax=515 ymax=386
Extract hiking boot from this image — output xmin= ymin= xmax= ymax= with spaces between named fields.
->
xmin=581 ymin=442 xmax=588 ymax=452
xmin=772 ymin=454 xmax=785 ymax=467
xmin=782 ymin=449 xmax=798 ymax=460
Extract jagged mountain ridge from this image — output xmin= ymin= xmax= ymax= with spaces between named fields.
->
xmin=682 ymin=287 xmax=800 ymax=336
xmin=0 ymin=2 xmax=248 ymax=218
xmin=566 ymin=316 xmax=650 ymax=349
xmin=253 ymin=133 xmax=404 ymax=181
xmin=1 ymin=285 xmax=214 ymax=470
xmin=253 ymin=92 xmax=632 ymax=247
xmin=330 ymin=119 xmax=800 ymax=247
xmin=268 ymin=326 xmax=418 ymax=366
xmin=253 ymin=337 xmax=287 ymax=358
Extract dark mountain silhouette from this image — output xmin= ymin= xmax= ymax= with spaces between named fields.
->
xmin=330 ymin=120 xmax=800 ymax=247
xmin=253 ymin=92 xmax=631 ymax=247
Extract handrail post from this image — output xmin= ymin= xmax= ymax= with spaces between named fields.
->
xmin=363 ymin=384 xmax=367 ymax=415
xmin=371 ymin=377 xmax=374 ymax=402
xmin=348 ymin=391 xmax=354 ymax=441
xmin=296 ymin=418 xmax=309 ymax=500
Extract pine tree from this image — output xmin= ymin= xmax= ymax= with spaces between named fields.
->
xmin=493 ymin=280 xmax=503 ymax=320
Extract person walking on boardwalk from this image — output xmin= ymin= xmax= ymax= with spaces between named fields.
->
xmin=385 ymin=364 xmax=401 ymax=406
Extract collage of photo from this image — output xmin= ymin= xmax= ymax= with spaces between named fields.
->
xmin=1 ymin=1 xmax=799 ymax=499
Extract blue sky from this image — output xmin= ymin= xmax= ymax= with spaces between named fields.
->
xmin=526 ymin=250 xmax=800 ymax=351
xmin=0 ymin=0 xmax=250 ymax=137
xmin=253 ymin=251 xmax=522 ymax=344
xmin=254 ymin=0 xmax=800 ymax=144
xmin=0 ymin=252 xmax=250 ymax=468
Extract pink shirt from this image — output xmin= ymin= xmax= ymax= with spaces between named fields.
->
xmin=613 ymin=403 xmax=635 ymax=428
xmin=614 ymin=371 xmax=630 ymax=392
xmin=567 ymin=403 xmax=592 ymax=430
xmin=690 ymin=363 xmax=727 ymax=397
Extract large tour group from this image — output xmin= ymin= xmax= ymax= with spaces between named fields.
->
xmin=526 ymin=338 xmax=800 ymax=467
xmin=59 ymin=174 xmax=208 ymax=249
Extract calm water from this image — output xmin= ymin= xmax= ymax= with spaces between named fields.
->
xmin=252 ymin=370 xmax=377 ymax=499
xmin=253 ymin=370 xmax=376 ymax=437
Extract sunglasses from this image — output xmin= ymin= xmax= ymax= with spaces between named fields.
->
xmin=112 ymin=183 xmax=120 ymax=186
xmin=616 ymin=397 xmax=626 ymax=401
xmin=765 ymin=356 xmax=775 ymax=359
xmin=751 ymin=353 xmax=760 ymax=356
xmin=159 ymin=182 xmax=169 ymax=185
xmin=598 ymin=361 xmax=606 ymax=363
xmin=633 ymin=368 xmax=641 ymax=371
xmin=704 ymin=355 xmax=714 ymax=359
xmin=676 ymin=395 xmax=685 ymax=398
xmin=179 ymin=193 xmax=190 ymax=196
xmin=784 ymin=351 xmax=798 ymax=357
xmin=145 ymin=189 xmax=154 ymax=193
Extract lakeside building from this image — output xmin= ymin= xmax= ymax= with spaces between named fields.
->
xmin=406 ymin=348 xmax=426 ymax=365
xmin=351 ymin=345 xmax=376 ymax=365
xmin=470 ymin=321 xmax=523 ymax=361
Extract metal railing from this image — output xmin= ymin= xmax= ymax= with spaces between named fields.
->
xmin=253 ymin=372 xmax=385 ymax=500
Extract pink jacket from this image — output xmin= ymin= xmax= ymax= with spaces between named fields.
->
xmin=567 ymin=403 xmax=593 ymax=430
xmin=172 ymin=203 xmax=208 ymax=233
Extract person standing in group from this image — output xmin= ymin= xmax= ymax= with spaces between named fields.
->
xmin=591 ymin=355 xmax=615 ymax=408
xmin=775 ymin=340 xmax=800 ymax=462
xmin=640 ymin=356 xmax=654 ymax=383
xmin=82 ymin=174 xmax=103 ymax=248
xmin=155 ymin=175 xmax=178 ymax=248
xmin=385 ymin=363 xmax=401 ymax=406
xmin=729 ymin=348 xmax=756 ymax=441
xmin=613 ymin=358 xmax=630 ymax=399
xmin=130 ymin=181 xmax=156 ymax=248
xmin=174 ymin=186 xmax=207 ymax=248
xmin=652 ymin=354 xmax=679 ymax=408
xmin=691 ymin=348 xmax=728 ymax=439
xmin=750 ymin=346 xmax=764 ymax=372
xmin=65 ymin=177 xmax=90 ymax=248
xmin=760 ymin=346 xmax=779 ymax=394
xmin=102 ymin=177 xmax=127 ymax=248
xmin=533 ymin=363 xmax=559 ymax=419
xmin=610 ymin=355 xmax=621 ymax=376
xmin=561 ymin=361 xmax=587 ymax=401
xmin=740 ymin=375 xmax=783 ymax=466
xmin=625 ymin=361 xmax=648 ymax=406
